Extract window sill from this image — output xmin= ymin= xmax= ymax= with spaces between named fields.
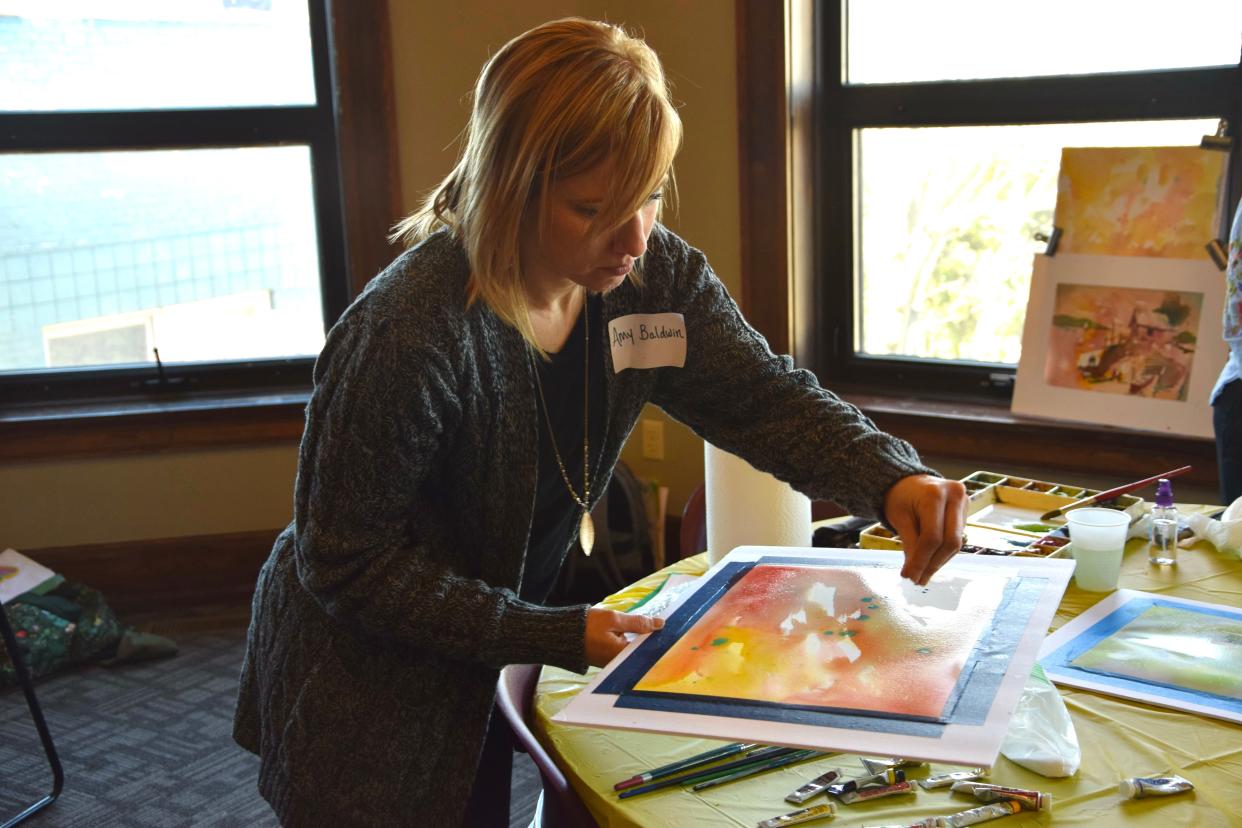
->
xmin=835 ymin=386 xmax=1219 ymax=490
xmin=0 ymin=390 xmax=309 ymax=463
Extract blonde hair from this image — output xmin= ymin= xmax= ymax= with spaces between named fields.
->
xmin=391 ymin=18 xmax=682 ymax=349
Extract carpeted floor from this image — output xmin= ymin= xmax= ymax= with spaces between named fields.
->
xmin=0 ymin=609 xmax=541 ymax=827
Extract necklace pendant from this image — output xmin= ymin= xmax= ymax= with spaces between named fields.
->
xmin=579 ymin=509 xmax=595 ymax=557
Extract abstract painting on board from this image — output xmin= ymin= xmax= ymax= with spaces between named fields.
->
xmin=555 ymin=547 xmax=1074 ymax=767
xmin=1053 ymin=146 xmax=1226 ymax=260
xmin=1040 ymin=589 xmax=1242 ymax=725
xmin=1042 ymin=283 xmax=1203 ymax=401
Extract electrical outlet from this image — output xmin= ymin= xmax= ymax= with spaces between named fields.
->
xmin=641 ymin=418 xmax=665 ymax=460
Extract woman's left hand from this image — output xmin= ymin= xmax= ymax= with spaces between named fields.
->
xmin=883 ymin=474 xmax=969 ymax=586
xmin=584 ymin=608 xmax=665 ymax=667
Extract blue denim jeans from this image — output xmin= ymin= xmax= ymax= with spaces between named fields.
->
xmin=1214 ymin=378 xmax=1242 ymax=506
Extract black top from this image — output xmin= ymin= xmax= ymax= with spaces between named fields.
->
xmin=522 ymin=296 xmax=606 ymax=603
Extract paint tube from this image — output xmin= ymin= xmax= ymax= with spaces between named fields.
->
xmin=949 ymin=780 xmax=994 ymax=795
xmin=972 ymin=786 xmax=1052 ymax=812
xmin=838 ymin=780 xmax=915 ymax=805
xmin=785 ymin=768 xmax=845 ymax=804
xmin=917 ymin=768 xmax=987 ymax=790
xmin=862 ymin=821 xmax=938 ymax=828
xmin=938 ymin=801 xmax=1021 ymax=827
xmin=757 ymin=802 xmax=837 ymax=828
xmin=861 ymin=757 xmax=929 ymax=775
xmin=826 ymin=768 xmax=903 ymax=796
xmin=1118 ymin=774 xmax=1194 ymax=799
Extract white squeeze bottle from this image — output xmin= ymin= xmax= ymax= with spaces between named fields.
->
xmin=1148 ymin=478 xmax=1177 ymax=566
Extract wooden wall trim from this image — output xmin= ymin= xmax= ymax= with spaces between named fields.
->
xmin=843 ymin=391 xmax=1220 ymax=491
xmin=0 ymin=397 xmax=306 ymax=463
xmin=736 ymin=0 xmax=791 ymax=356
xmin=25 ymin=529 xmax=281 ymax=615
xmin=331 ymin=0 xmax=404 ymax=297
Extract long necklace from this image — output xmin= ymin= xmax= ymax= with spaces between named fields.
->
xmin=530 ymin=292 xmax=596 ymax=556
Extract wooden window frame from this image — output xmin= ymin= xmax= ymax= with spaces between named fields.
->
xmin=0 ymin=0 xmax=401 ymax=462
xmin=736 ymin=0 xmax=1235 ymax=491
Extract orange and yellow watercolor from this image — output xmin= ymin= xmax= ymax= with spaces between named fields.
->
xmin=633 ymin=565 xmax=1008 ymax=719
xmin=1054 ymin=146 xmax=1225 ymax=260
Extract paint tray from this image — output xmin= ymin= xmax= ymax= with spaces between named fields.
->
xmin=857 ymin=470 xmax=1144 ymax=558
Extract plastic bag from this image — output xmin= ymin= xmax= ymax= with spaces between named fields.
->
xmin=1 ymin=580 xmax=176 ymax=689
xmin=999 ymin=662 xmax=1081 ymax=777
xmin=1179 ymin=494 xmax=1242 ymax=558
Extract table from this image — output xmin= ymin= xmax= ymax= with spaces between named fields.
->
xmin=533 ymin=508 xmax=1242 ymax=827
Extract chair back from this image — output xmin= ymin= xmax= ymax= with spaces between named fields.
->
xmin=679 ymin=484 xmax=707 ymax=560
xmin=495 ymin=664 xmax=597 ymax=828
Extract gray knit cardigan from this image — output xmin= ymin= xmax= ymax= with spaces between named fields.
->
xmin=233 ymin=225 xmax=931 ymax=826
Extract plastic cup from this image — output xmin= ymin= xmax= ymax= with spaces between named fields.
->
xmin=1065 ymin=507 xmax=1131 ymax=591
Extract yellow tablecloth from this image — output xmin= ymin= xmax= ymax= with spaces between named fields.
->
xmin=534 ymin=507 xmax=1242 ymax=827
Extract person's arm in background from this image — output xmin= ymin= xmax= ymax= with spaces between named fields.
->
xmin=1210 ymin=197 xmax=1242 ymax=506
xmin=648 ymin=229 xmax=967 ymax=584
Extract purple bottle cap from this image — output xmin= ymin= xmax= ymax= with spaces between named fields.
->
xmin=1155 ymin=478 xmax=1174 ymax=507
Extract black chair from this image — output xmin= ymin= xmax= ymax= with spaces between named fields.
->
xmin=495 ymin=664 xmax=597 ymax=828
xmin=0 ymin=605 xmax=64 ymax=827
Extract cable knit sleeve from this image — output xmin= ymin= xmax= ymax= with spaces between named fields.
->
xmin=648 ymin=231 xmax=936 ymax=521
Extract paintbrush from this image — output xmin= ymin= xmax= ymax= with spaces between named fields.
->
xmin=689 ymin=749 xmax=825 ymax=791
xmin=1039 ymin=465 xmax=1193 ymax=521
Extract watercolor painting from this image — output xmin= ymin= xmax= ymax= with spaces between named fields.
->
xmin=1042 ymin=282 xmax=1203 ymax=400
xmin=630 ymin=564 xmax=1009 ymax=720
xmin=560 ymin=548 xmax=1076 ymax=767
xmin=1069 ymin=605 xmax=1242 ymax=701
xmin=1054 ymin=146 xmax=1225 ymax=259
xmin=1041 ymin=590 xmax=1242 ymax=725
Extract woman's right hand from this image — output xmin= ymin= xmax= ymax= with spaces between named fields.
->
xmin=585 ymin=608 xmax=664 ymax=667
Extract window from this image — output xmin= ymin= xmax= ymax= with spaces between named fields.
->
xmin=811 ymin=0 xmax=1242 ymax=400
xmin=0 ymin=0 xmax=353 ymax=407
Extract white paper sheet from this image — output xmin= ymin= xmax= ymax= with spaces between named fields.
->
xmin=0 ymin=548 xmax=56 ymax=604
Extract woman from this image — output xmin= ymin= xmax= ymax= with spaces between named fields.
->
xmin=234 ymin=17 xmax=967 ymax=826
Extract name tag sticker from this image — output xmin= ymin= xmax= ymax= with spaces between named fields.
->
xmin=608 ymin=312 xmax=687 ymax=372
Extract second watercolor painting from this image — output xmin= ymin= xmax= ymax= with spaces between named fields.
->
xmin=1013 ymin=253 xmax=1224 ymax=436
xmin=1043 ymin=282 xmax=1203 ymax=401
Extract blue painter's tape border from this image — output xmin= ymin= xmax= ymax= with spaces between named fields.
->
xmin=596 ymin=555 xmax=1047 ymax=736
xmin=1041 ymin=596 xmax=1242 ymax=715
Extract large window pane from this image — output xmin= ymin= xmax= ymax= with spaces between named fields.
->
xmin=856 ymin=119 xmax=1219 ymax=365
xmin=0 ymin=147 xmax=325 ymax=373
xmin=847 ymin=1 xmax=1242 ymax=84
xmin=0 ymin=0 xmax=314 ymax=112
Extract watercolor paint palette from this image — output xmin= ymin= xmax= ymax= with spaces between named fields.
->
xmin=858 ymin=471 xmax=1144 ymax=558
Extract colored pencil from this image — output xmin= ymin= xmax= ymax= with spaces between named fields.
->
xmin=1039 ymin=465 xmax=1193 ymax=521
xmin=617 ymin=747 xmax=796 ymax=798
xmin=690 ymin=749 xmax=824 ymax=791
xmin=613 ymin=742 xmax=759 ymax=791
